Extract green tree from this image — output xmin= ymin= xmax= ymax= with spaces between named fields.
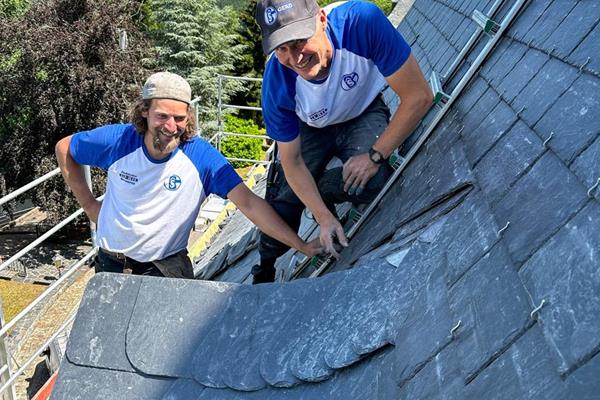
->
xmin=146 ymin=0 xmax=247 ymax=136
xmin=0 ymin=0 xmax=29 ymax=18
xmin=0 ymin=0 xmax=152 ymax=222
xmin=220 ymin=114 xmax=266 ymax=168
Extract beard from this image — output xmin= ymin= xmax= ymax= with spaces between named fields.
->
xmin=151 ymin=126 xmax=184 ymax=153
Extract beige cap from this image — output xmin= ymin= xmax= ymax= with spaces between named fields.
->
xmin=142 ymin=72 xmax=192 ymax=104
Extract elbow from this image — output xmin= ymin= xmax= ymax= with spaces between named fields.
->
xmin=55 ymin=136 xmax=70 ymax=159
xmin=419 ymin=87 xmax=434 ymax=114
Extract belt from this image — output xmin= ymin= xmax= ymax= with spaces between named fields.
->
xmin=99 ymin=248 xmax=128 ymax=261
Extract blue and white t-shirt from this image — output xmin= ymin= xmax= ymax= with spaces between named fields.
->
xmin=70 ymin=124 xmax=242 ymax=262
xmin=262 ymin=1 xmax=412 ymax=142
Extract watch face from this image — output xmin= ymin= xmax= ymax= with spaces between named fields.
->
xmin=369 ymin=148 xmax=383 ymax=164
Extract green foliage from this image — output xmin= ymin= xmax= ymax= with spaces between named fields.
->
xmin=0 ymin=0 xmax=152 ymax=222
xmin=146 ymin=0 xmax=247 ymax=136
xmin=220 ymin=114 xmax=265 ymax=168
xmin=0 ymin=0 xmax=30 ymax=18
xmin=318 ymin=0 xmax=393 ymax=14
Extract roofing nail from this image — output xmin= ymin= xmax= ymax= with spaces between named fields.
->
xmin=530 ymin=299 xmax=546 ymax=319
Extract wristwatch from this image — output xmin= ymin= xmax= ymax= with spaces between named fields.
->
xmin=368 ymin=147 xmax=385 ymax=164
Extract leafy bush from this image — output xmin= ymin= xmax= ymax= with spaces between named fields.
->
xmin=220 ymin=114 xmax=266 ymax=168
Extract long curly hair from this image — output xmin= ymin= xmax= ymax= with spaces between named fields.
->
xmin=128 ymin=99 xmax=197 ymax=142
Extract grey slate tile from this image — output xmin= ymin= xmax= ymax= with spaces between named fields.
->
xmin=483 ymin=39 xmax=529 ymax=87
xmin=506 ymin=0 xmax=552 ymax=40
xmin=463 ymin=99 xmax=518 ymax=165
xmin=197 ymin=243 xmax=230 ymax=280
xmin=214 ymin=248 xmax=257 ymax=284
xmin=258 ymin=273 xmax=343 ymax=388
xmin=571 ymin=135 xmax=600 ymax=195
xmin=398 ymin=342 xmax=464 ymax=400
xmin=65 ymin=273 xmax=141 ymax=372
xmin=458 ymin=87 xmax=500 ymax=142
xmin=394 ymin=254 xmax=453 ymax=384
xmin=542 ymin=1 xmax=600 ymax=58
xmin=566 ymin=353 xmax=600 ymax=400
xmin=510 ymin=57 xmax=579 ymax=127
xmin=52 ymin=359 xmax=174 ymax=400
xmin=497 ymin=49 xmax=548 ymax=103
xmin=474 ymin=120 xmax=545 ymax=205
xmin=161 ymin=379 xmax=205 ymax=399
xmin=453 ymin=76 xmax=489 ymax=115
xmin=569 ymin=22 xmax=600 ymax=74
xmin=519 ymin=201 xmax=600 ymax=375
xmin=449 ymin=243 xmax=532 ymax=382
xmin=521 ymin=0 xmax=577 ymax=48
xmin=492 ymin=152 xmax=588 ymax=264
xmin=464 ymin=326 xmax=566 ymax=399
xmin=126 ymin=278 xmax=238 ymax=379
xmin=289 ymin=264 xmax=409 ymax=382
xmin=534 ymin=73 xmax=600 ymax=163
xmin=432 ymin=190 xmax=499 ymax=286
xmin=191 ymin=285 xmax=257 ymax=388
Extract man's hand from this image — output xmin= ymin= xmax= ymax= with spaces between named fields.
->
xmin=299 ymin=238 xmax=326 ymax=258
xmin=342 ymin=153 xmax=380 ymax=196
xmin=318 ymin=215 xmax=348 ymax=258
xmin=83 ymin=199 xmax=102 ymax=224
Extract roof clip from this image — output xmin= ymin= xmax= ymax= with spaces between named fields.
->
xmin=472 ymin=10 xmax=500 ymax=36
xmin=429 ymin=71 xmax=451 ymax=106
xmin=497 ymin=221 xmax=510 ymax=238
xmin=450 ymin=320 xmax=462 ymax=339
xmin=543 ymin=132 xmax=554 ymax=148
xmin=579 ymin=57 xmax=591 ymax=73
xmin=388 ymin=149 xmax=405 ymax=170
xmin=517 ymin=106 xmax=526 ymax=117
xmin=587 ymin=177 xmax=600 ymax=198
xmin=530 ymin=299 xmax=546 ymax=319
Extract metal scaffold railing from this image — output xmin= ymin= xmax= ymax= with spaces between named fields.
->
xmin=0 ymin=165 xmax=98 ymax=400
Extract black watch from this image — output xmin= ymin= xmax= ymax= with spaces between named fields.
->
xmin=368 ymin=147 xmax=385 ymax=164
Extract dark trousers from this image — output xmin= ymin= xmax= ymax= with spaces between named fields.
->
xmin=95 ymin=248 xmax=194 ymax=279
xmin=255 ymin=95 xmax=393 ymax=277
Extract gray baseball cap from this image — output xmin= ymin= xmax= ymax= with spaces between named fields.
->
xmin=255 ymin=0 xmax=319 ymax=54
xmin=142 ymin=72 xmax=192 ymax=104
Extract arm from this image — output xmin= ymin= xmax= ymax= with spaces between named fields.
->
xmin=342 ymin=54 xmax=433 ymax=192
xmin=278 ymin=138 xmax=348 ymax=257
xmin=226 ymin=182 xmax=323 ymax=257
xmin=55 ymin=135 xmax=102 ymax=223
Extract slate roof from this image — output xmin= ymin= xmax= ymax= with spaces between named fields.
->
xmin=52 ymin=0 xmax=600 ymax=398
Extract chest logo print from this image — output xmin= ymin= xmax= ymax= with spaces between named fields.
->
xmin=119 ymin=171 xmax=138 ymax=185
xmin=164 ymin=175 xmax=182 ymax=191
xmin=341 ymin=72 xmax=359 ymax=91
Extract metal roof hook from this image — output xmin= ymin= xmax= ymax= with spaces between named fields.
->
xmin=543 ymin=132 xmax=554 ymax=148
xmin=530 ymin=299 xmax=546 ymax=319
xmin=579 ymin=57 xmax=591 ymax=73
xmin=450 ymin=320 xmax=462 ymax=339
xmin=497 ymin=221 xmax=510 ymax=237
xmin=587 ymin=177 xmax=600 ymax=198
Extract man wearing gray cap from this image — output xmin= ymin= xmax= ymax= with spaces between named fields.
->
xmin=55 ymin=71 xmax=322 ymax=278
xmin=252 ymin=0 xmax=432 ymax=283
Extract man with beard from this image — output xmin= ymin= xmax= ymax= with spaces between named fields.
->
xmin=251 ymin=0 xmax=432 ymax=283
xmin=55 ymin=72 xmax=323 ymax=279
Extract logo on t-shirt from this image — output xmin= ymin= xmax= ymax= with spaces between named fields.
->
xmin=341 ymin=72 xmax=359 ymax=91
xmin=164 ymin=175 xmax=182 ymax=191
xmin=309 ymin=108 xmax=328 ymax=122
xmin=119 ymin=171 xmax=138 ymax=185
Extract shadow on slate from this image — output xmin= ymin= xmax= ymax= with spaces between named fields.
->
xmin=66 ymin=273 xmax=142 ymax=372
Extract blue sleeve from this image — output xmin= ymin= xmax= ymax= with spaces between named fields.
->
xmin=261 ymin=57 xmax=301 ymax=142
xmin=331 ymin=2 xmax=411 ymax=77
xmin=69 ymin=124 xmax=141 ymax=170
xmin=187 ymin=139 xmax=242 ymax=198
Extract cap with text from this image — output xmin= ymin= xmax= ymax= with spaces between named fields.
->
xmin=255 ymin=0 xmax=319 ymax=54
